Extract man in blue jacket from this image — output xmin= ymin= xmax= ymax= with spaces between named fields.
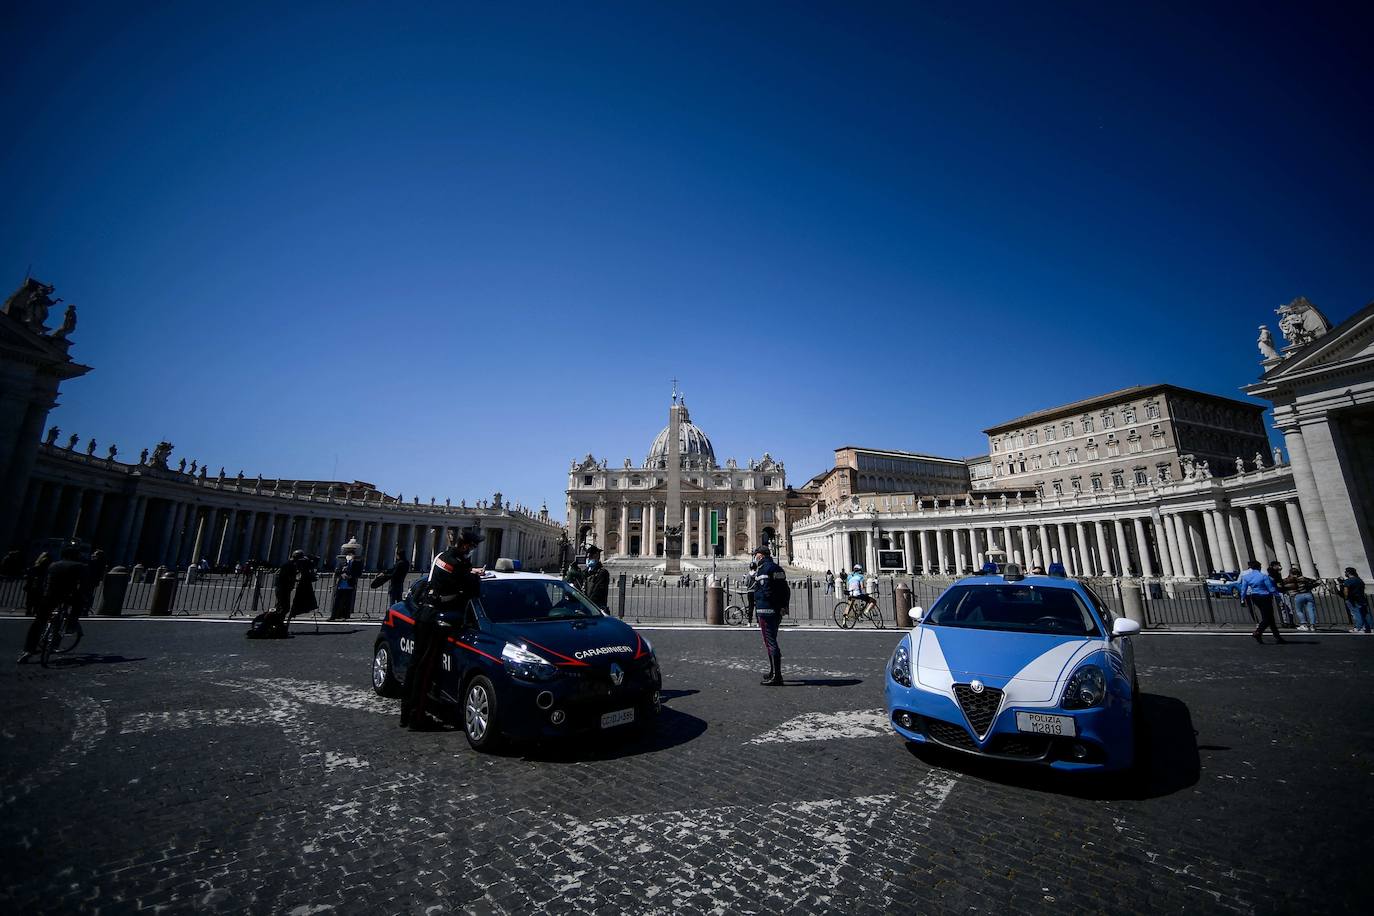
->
xmin=752 ymin=546 xmax=787 ymax=686
xmin=1239 ymin=559 xmax=1286 ymax=644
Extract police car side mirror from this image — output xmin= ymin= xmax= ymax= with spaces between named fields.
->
xmin=1112 ymin=618 xmax=1141 ymax=638
xmin=912 ymin=606 xmax=925 ymax=623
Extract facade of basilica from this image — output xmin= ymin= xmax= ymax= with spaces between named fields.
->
xmin=565 ymin=402 xmax=788 ymax=561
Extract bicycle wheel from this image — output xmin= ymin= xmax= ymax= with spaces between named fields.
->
xmin=39 ymin=608 xmax=65 ymax=668
xmin=867 ymin=603 xmax=886 ymax=629
xmin=725 ymin=605 xmax=745 ymax=626
xmin=833 ymin=602 xmax=856 ymax=629
xmin=55 ymin=613 xmax=83 ymax=654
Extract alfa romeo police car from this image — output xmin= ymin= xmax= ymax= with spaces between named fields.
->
xmin=372 ymin=560 xmax=662 ymax=749
xmin=885 ymin=565 xmax=1140 ymax=772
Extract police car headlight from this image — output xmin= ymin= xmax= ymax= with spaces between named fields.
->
xmin=1061 ymin=664 xmax=1106 ymax=709
xmin=889 ymin=641 xmax=912 ymax=687
xmin=502 ymin=642 xmax=557 ymax=682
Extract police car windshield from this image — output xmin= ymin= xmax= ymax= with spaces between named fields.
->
xmin=479 ymin=579 xmax=603 ymax=623
xmin=923 ymin=584 xmax=1101 ymax=636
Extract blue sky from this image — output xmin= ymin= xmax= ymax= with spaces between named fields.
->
xmin=3 ymin=1 xmax=1370 ymax=510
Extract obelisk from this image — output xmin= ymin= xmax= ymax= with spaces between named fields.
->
xmin=663 ymin=393 xmax=684 ymax=575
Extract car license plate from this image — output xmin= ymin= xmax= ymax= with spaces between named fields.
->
xmin=600 ymin=708 xmax=635 ymax=729
xmin=1015 ymin=712 xmax=1076 ymax=736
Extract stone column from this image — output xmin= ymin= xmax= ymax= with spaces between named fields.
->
xmin=83 ymin=490 xmax=107 ymax=544
xmin=1185 ymin=515 xmax=1209 ymax=576
xmin=1019 ymin=524 xmax=1033 ymax=567
xmin=594 ymin=499 xmax=608 ymax=552
xmin=1055 ymin=522 xmax=1070 ymax=566
xmin=1073 ymin=521 xmax=1090 ymax=576
xmin=156 ymin=501 xmax=182 ymax=566
xmin=645 ymin=502 xmax=658 ymax=557
xmin=115 ymin=494 xmax=146 ymax=565
xmin=1201 ymin=511 xmax=1221 ymax=573
xmin=866 ymin=529 xmax=879 ymax=574
xmin=363 ymin=521 xmax=380 ymax=569
xmin=1132 ymin=516 xmax=1155 ymax=577
xmin=1093 ymin=521 xmax=1112 ymax=575
xmin=725 ymin=502 xmax=736 ymax=558
xmin=1112 ymin=518 xmax=1131 ymax=576
xmin=620 ymin=501 xmax=630 ymax=557
xmin=934 ymin=528 xmax=948 ymax=575
xmin=747 ymin=500 xmax=759 ymax=553
xmin=1264 ymin=503 xmax=1294 ymax=572
xmin=1243 ymin=505 xmax=1268 ymax=566
xmin=1211 ymin=509 xmax=1237 ymax=572
xmin=1170 ymin=514 xmax=1197 ymax=577
xmin=1276 ymin=422 xmax=1339 ymax=575
xmin=918 ymin=529 xmax=932 ymax=575
xmin=1157 ymin=514 xmax=1181 ymax=577
xmin=1036 ymin=524 xmax=1051 ymax=567
xmin=128 ymin=496 xmax=150 ymax=565
xmin=1284 ymin=499 xmax=1317 ymax=578
xmin=57 ymin=486 xmax=82 ymax=539
xmin=903 ymin=530 xmax=915 ymax=574
xmin=841 ymin=530 xmax=853 ymax=572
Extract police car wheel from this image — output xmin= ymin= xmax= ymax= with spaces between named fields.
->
xmin=463 ymin=675 xmax=502 ymax=751
xmin=372 ymin=642 xmax=400 ymax=697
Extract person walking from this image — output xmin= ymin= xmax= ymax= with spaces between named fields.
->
xmin=824 ymin=569 xmax=835 ymax=596
xmin=1239 ymin=559 xmax=1286 ymax=644
xmin=1267 ymin=561 xmax=1293 ymax=627
xmin=582 ymin=545 xmax=610 ymax=611
xmin=402 ymin=527 xmax=484 ymax=730
xmin=1340 ymin=567 xmax=1371 ymax=633
xmin=1279 ymin=566 xmax=1319 ymax=631
xmin=752 ymin=546 xmax=787 ymax=686
xmin=380 ymin=547 xmax=411 ymax=605
xmin=19 ymin=543 xmax=87 ymax=663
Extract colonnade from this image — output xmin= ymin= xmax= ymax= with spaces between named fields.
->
xmin=795 ymin=494 xmax=1320 ymax=579
xmin=572 ymin=497 xmax=786 ymax=559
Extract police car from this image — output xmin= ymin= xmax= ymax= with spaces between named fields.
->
xmin=884 ymin=565 xmax=1140 ymax=772
xmin=371 ymin=560 xmax=662 ymax=749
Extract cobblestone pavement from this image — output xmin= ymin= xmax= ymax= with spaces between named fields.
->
xmin=1 ymin=620 xmax=1369 ymax=914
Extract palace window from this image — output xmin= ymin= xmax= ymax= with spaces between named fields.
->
xmin=1158 ymin=464 xmax=1172 ymax=481
xmin=1028 ymin=430 xmax=1038 ymax=445
xmin=630 ymin=506 xmax=643 ymax=521
xmin=1036 ymin=484 xmax=1045 ymax=499
xmin=1102 ymin=412 xmax=1114 ymax=429
xmin=763 ymin=476 xmax=773 ymax=487
xmin=1082 ymin=416 xmax=1095 ymax=433
xmin=583 ymin=475 xmax=594 ymax=486
xmin=992 ymin=439 xmax=1001 ymax=453
xmin=1122 ymin=406 xmax=1136 ymax=424
xmin=1134 ymin=469 xmax=1148 ymax=486
xmin=1045 ymin=426 xmax=1056 ymax=442
xmin=1090 ymin=475 xmax=1103 ymax=492
xmin=1086 ymin=440 xmax=1098 ymax=460
xmin=1049 ymin=451 xmax=1060 ymax=467
xmin=1071 ymin=478 xmax=1082 ymax=493
xmin=631 ymin=476 xmax=642 ymax=486
xmin=1031 ymin=455 xmax=1042 ymax=470
xmin=1052 ymin=480 xmax=1064 ymax=496
xmin=581 ymin=507 xmax=593 ymax=521
xmin=1106 ymin=438 xmax=1120 ymax=457
xmin=610 ymin=479 xmax=618 ymax=488
xmin=1112 ymin=470 xmax=1125 ymax=488
xmin=1147 ymin=402 xmax=1160 ymax=419
xmin=1128 ymin=433 xmax=1142 ymax=454
xmin=762 ymin=508 xmax=775 ymax=523
xmin=1066 ymin=448 xmax=1079 ymax=464
xmin=1063 ymin=421 xmax=1074 ymax=437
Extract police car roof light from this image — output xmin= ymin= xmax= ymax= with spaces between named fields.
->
xmin=494 ymin=558 xmax=515 ymax=573
xmin=1002 ymin=563 xmax=1025 ymax=582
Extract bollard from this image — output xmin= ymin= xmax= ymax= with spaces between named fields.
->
xmin=705 ymin=584 xmax=724 ymax=625
xmin=1120 ymin=578 xmax=1146 ymax=628
xmin=100 ymin=566 xmax=130 ymax=616
xmin=150 ymin=569 xmax=179 ymax=616
xmin=894 ymin=583 xmax=913 ymax=628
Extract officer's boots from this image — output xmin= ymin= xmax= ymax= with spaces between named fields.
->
xmin=761 ymin=660 xmax=783 ymax=687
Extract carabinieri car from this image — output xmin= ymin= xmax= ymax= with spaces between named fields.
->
xmin=372 ymin=561 xmax=662 ymax=749
xmin=885 ymin=566 xmax=1141 ymax=772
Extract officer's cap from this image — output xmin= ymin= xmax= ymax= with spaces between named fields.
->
xmin=752 ymin=546 xmax=769 ymax=557
xmin=291 ymin=549 xmax=306 ymax=559
xmin=457 ymin=527 xmax=485 ymax=545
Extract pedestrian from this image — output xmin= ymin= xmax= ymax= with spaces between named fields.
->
xmin=1238 ymin=559 xmax=1286 ymax=644
xmin=19 ymin=543 xmax=87 ymax=662
xmin=1339 ymin=567 xmax=1371 ymax=634
xmin=291 ymin=553 xmax=319 ymax=619
xmin=1267 ymin=561 xmax=1293 ymax=626
xmin=824 ymin=569 xmax=835 ymax=596
xmin=751 ymin=546 xmax=788 ymax=686
xmin=330 ymin=551 xmax=363 ymax=620
xmin=1279 ymin=566 xmax=1318 ymax=631
xmin=582 ymin=545 xmax=610 ymax=610
xmin=379 ymin=547 xmax=411 ymax=605
xmin=82 ymin=548 xmax=108 ymax=618
xmin=402 ymin=527 xmax=484 ymax=730
xmin=23 ymin=551 xmax=51 ymax=617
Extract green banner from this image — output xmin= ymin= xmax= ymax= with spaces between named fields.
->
xmin=710 ymin=509 xmax=719 ymax=545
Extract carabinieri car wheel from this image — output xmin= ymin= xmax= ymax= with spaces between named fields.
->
xmin=464 ymin=675 xmax=501 ymax=751
xmin=372 ymin=641 xmax=400 ymax=697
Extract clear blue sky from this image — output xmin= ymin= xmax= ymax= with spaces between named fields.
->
xmin=3 ymin=2 xmax=1370 ymax=510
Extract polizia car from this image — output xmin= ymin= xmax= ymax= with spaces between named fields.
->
xmin=885 ymin=566 xmax=1140 ymax=772
xmin=372 ymin=561 xmax=662 ymax=749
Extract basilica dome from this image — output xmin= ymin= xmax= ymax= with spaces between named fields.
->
xmin=646 ymin=407 xmax=717 ymax=468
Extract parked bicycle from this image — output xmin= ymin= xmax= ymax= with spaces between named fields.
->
xmin=38 ymin=601 xmax=82 ymax=667
xmin=724 ymin=589 xmax=754 ymax=626
xmin=833 ymin=595 xmax=885 ymax=629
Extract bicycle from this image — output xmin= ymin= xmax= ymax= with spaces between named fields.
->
xmin=833 ymin=595 xmax=885 ymax=629
xmin=724 ymin=589 xmax=754 ymax=626
xmin=39 ymin=601 xmax=83 ymax=667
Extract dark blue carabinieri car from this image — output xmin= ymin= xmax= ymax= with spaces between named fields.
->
xmin=371 ymin=566 xmax=662 ymax=749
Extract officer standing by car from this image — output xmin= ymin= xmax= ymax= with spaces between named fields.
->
xmin=402 ymin=527 xmax=484 ymax=730
xmin=752 ymin=546 xmax=787 ymax=686
xmin=582 ymin=545 xmax=610 ymax=610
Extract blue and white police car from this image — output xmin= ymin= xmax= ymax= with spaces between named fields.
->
xmin=885 ymin=566 xmax=1140 ymax=771
xmin=372 ymin=560 xmax=662 ymax=750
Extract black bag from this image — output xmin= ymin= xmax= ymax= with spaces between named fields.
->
xmin=246 ymin=610 xmax=290 ymax=639
xmin=370 ymin=572 xmax=390 ymax=589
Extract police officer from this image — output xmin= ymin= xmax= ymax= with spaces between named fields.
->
xmin=401 ymin=527 xmax=484 ymax=730
xmin=752 ymin=546 xmax=786 ymax=686
xmin=582 ymin=545 xmax=610 ymax=610
xmin=19 ymin=543 xmax=87 ymax=663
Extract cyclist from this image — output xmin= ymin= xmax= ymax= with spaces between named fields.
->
xmin=846 ymin=565 xmax=878 ymax=616
xmin=18 ymin=543 xmax=87 ymax=663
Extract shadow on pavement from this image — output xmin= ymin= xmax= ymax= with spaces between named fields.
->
xmin=42 ymin=653 xmax=147 ymax=668
xmin=902 ymin=692 xmax=1200 ymax=801
xmin=508 ymin=706 xmax=709 ymax=763
xmin=783 ymin=678 xmax=863 ymax=688
xmin=288 ymin=629 xmax=363 ymax=637
xmin=659 ymin=688 xmax=700 ymax=701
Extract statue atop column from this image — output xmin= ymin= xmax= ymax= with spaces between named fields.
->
xmin=139 ymin=448 xmax=149 ymax=465
xmin=149 ymin=441 xmax=174 ymax=469
xmin=106 ymin=444 xmax=118 ymax=461
xmin=1257 ymin=326 xmax=1281 ymax=361
xmin=2 ymin=278 xmax=58 ymax=334
xmin=52 ymin=304 xmax=77 ymax=340
xmin=1235 ymin=456 xmax=1246 ymax=475
xmin=1253 ymin=451 xmax=1266 ymax=469
xmin=178 ymin=457 xmax=186 ymax=473
xmin=45 ymin=426 xmax=59 ymax=446
xmin=189 ymin=459 xmax=197 ymax=475
xmin=1276 ymin=296 xmax=1332 ymax=350
xmin=66 ymin=433 xmax=78 ymax=450
xmin=198 ymin=465 xmax=207 ymax=480
xmin=1273 ymin=446 xmax=1284 ymax=466
xmin=85 ymin=438 xmax=96 ymax=456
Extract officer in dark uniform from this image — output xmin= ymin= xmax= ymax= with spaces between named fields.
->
xmin=401 ymin=527 xmax=484 ymax=730
xmin=582 ymin=545 xmax=610 ymax=610
xmin=275 ymin=550 xmax=307 ymax=615
xmin=19 ymin=543 xmax=87 ymax=662
xmin=752 ymin=546 xmax=786 ymax=686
